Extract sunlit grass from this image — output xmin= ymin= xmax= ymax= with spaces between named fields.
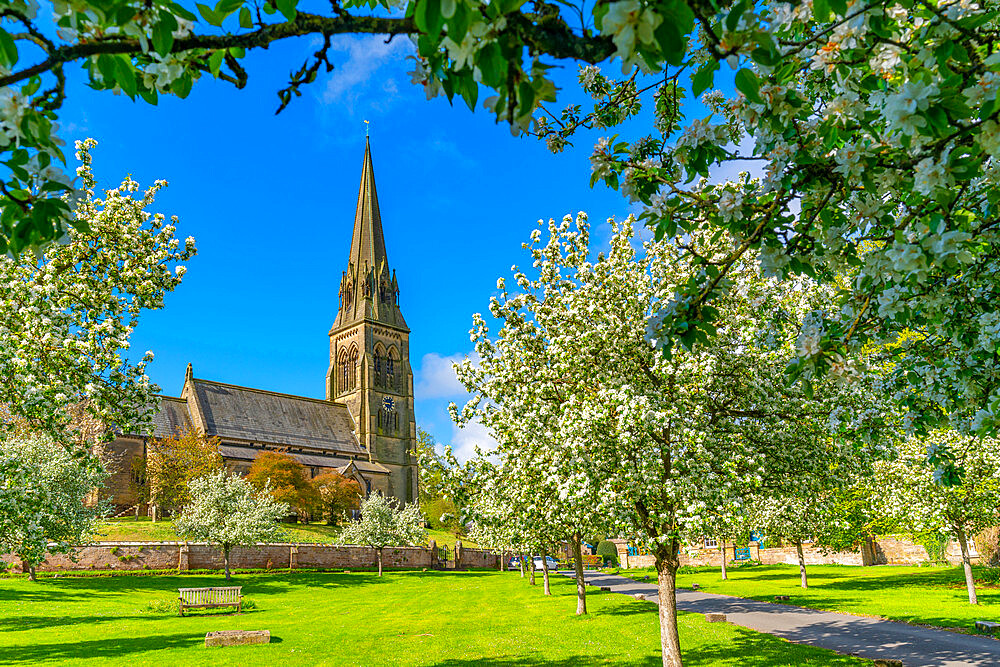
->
xmin=2 ymin=570 xmax=871 ymax=665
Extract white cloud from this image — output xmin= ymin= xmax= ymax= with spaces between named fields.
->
xmin=321 ymin=36 xmax=413 ymax=113
xmin=415 ymin=351 xmax=478 ymax=399
xmin=449 ymin=418 xmax=500 ymax=462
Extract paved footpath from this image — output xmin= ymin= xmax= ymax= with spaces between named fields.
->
xmin=559 ymin=570 xmax=1000 ymax=667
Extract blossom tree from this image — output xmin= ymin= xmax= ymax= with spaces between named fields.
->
xmin=748 ymin=493 xmax=837 ymax=589
xmin=338 ymin=491 xmax=426 ymax=576
xmin=174 ymin=469 xmax=288 ymax=580
xmin=0 ymin=433 xmax=109 ymax=581
xmin=879 ymin=431 xmax=1000 ymax=605
xmin=0 ymin=138 xmax=195 ymax=443
xmin=457 ymin=213 xmax=886 ymax=667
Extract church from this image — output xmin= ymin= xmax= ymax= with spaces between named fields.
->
xmin=104 ymin=138 xmax=420 ymax=509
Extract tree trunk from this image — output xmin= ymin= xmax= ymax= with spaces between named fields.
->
xmin=656 ymin=546 xmax=683 ymax=667
xmin=542 ymin=548 xmax=551 ymax=595
xmin=572 ymin=533 xmax=587 ymax=615
xmin=719 ymin=540 xmax=727 ymax=581
xmin=377 ymin=548 xmax=383 ymax=577
xmin=528 ymin=554 xmax=536 ymax=586
xmin=224 ymin=545 xmax=231 ymax=581
xmin=795 ymin=540 xmax=807 ymax=588
xmin=27 ymin=563 xmax=36 ymax=582
xmin=957 ymin=526 xmax=978 ymax=605
xmin=519 ymin=553 xmax=525 ymax=578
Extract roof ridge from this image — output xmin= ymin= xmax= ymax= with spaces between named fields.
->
xmin=191 ymin=377 xmax=346 ymax=408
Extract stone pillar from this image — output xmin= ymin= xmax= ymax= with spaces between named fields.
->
xmin=429 ymin=540 xmax=438 ymax=569
xmin=290 ymin=545 xmax=299 ymax=570
xmin=178 ymin=543 xmax=190 ymax=571
xmin=455 ymin=541 xmax=463 ymax=570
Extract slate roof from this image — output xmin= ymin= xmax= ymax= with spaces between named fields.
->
xmin=151 ymin=396 xmax=192 ymax=438
xmin=219 ymin=444 xmax=389 ymax=474
xmin=192 ymin=379 xmax=365 ymax=455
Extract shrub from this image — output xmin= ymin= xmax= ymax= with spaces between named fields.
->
xmin=242 ymin=598 xmax=257 ymax=610
xmin=677 ymin=565 xmax=698 ymax=574
xmin=596 ymin=540 xmax=619 ymax=567
xmin=916 ymin=532 xmax=951 ymax=563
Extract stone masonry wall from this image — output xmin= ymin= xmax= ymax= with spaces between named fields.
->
xmin=2 ymin=542 xmax=496 ymax=573
xmin=618 ymin=536 xmax=977 ymax=569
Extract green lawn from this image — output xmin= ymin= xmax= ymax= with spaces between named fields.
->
xmin=2 ymin=570 xmax=870 ymax=666
xmin=620 ymin=564 xmax=1000 ymax=633
xmin=94 ymin=518 xmax=472 ymax=549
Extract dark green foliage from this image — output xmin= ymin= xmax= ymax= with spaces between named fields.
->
xmin=596 ymin=540 xmax=619 ymax=567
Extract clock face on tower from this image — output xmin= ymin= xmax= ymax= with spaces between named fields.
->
xmin=382 ymin=396 xmax=395 ymax=411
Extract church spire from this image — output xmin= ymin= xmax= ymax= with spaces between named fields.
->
xmin=333 ymin=138 xmax=407 ymax=332
xmin=347 ymin=136 xmax=388 ymax=274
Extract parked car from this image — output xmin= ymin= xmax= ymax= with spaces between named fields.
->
xmin=507 ymin=556 xmax=522 ymax=571
xmin=532 ymin=555 xmax=561 ymax=572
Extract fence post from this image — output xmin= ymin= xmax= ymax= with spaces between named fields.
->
xmin=178 ymin=543 xmax=190 ymax=572
xmin=290 ymin=545 xmax=298 ymax=570
xmin=455 ymin=541 xmax=463 ymax=570
xmin=429 ymin=540 xmax=438 ymax=569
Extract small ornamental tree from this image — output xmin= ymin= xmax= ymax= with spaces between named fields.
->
xmin=311 ymin=472 xmax=361 ymax=526
xmin=749 ymin=493 xmax=837 ymax=589
xmin=880 ymin=431 xmax=1000 ymax=605
xmin=246 ymin=451 xmax=320 ymax=521
xmin=338 ymin=491 xmax=426 ymax=576
xmin=0 ymin=139 xmax=195 ymax=443
xmin=174 ymin=469 xmax=288 ymax=580
xmin=144 ymin=427 xmax=223 ymax=517
xmin=0 ymin=433 xmax=108 ymax=581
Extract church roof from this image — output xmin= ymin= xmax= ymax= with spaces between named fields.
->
xmin=218 ymin=443 xmax=389 ymax=474
xmin=190 ymin=379 xmax=365 ymax=455
xmin=151 ymin=396 xmax=192 ymax=438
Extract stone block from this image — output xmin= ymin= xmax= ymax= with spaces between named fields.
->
xmin=633 ymin=593 xmax=647 ymax=601
xmin=976 ymin=620 xmax=1000 ymax=633
xmin=691 ymin=583 xmax=701 ymax=590
xmin=704 ymin=613 xmax=726 ymax=623
xmin=600 ymin=586 xmax=611 ymax=591
xmin=872 ymin=660 xmax=903 ymax=667
xmin=774 ymin=595 xmax=790 ymax=601
xmin=204 ymin=630 xmax=270 ymax=647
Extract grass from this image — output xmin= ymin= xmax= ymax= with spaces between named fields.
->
xmin=1 ymin=569 xmax=871 ymax=666
xmin=93 ymin=518 xmax=474 ymax=549
xmin=620 ymin=563 xmax=1000 ymax=633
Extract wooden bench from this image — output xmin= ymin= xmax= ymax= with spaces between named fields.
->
xmin=178 ymin=587 xmax=242 ymax=616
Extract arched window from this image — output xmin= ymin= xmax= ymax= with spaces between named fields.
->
xmin=374 ymin=350 xmax=384 ymax=387
xmin=386 ymin=355 xmax=395 ymax=390
xmin=339 ymin=346 xmax=358 ymax=394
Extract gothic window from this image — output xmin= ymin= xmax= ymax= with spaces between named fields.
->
xmin=386 ymin=355 xmax=395 ymax=390
xmin=374 ymin=352 xmax=383 ymax=387
xmin=339 ymin=347 xmax=358 ymax=394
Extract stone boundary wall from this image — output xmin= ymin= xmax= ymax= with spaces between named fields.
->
xmin=2 ymin=542 xmax=499 ymax=573
xmin=620 ymin=536 xmax=977 ymax=569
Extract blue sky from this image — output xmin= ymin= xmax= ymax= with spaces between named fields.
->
xmin=57 ymin=34 xmax=664 ymax=458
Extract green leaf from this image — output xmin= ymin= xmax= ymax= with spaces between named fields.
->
xmin=813 ymin=0 xmax=830 ymax=22
xmin=96 ymin=54 xmax=117 ymax=88
xmin=196 ymin=3 xmax=223 ymax=26
xmin=152 ymin=12 xmax=177 ymax=56
xmin=734 ymin=68 xmax=762 ymax=104
xmin=725 ymin=0 xmax=746 ymax=31
xmin=497 ymin=0 xmax=523 ymax=14
xmin=691 ymin=59 xmax=719 ymax=97
xmin=275 ymin=0 xmax=297 ymax=20
xmin=239 ymin=6 xmax=253 ymax=28
xmin=0 ymin=29 xmax=17 ymax=68
xmin=172 ymin=74 xmax=194 ymax=99
xmin=415 ymin=0 xmax=444 ymax=37
xmin=163 ymin=1 xmax=198 ymax=21
xmin=517 ymin=80 xmax=535 ymax=117
xmin=208 ymin=50 xmax=225 ymax=76
xmin=114 ymin=56 xmax=137 ymax=99
xmin=448 ymin=1 xmax=470 ymax=43
xmin=474 ymin=42 xmax=505 ymax=88
xmin=829 ymin=0 xmax=847 ymax=14
xmin=229 ymin=46 xmax=246 ymax=58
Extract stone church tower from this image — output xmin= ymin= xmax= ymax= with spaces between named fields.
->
xmin=326 ymin=138 xmax=419 ymax=503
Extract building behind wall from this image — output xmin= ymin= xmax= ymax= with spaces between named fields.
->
xmin=102 ymin=138 xmax=420 ymax=512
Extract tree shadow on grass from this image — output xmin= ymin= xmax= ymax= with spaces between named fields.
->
xmin=0 ymin=614 xmax=154 ymax=632
xmin=0 ymin=633 xmax=203 ymax=664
